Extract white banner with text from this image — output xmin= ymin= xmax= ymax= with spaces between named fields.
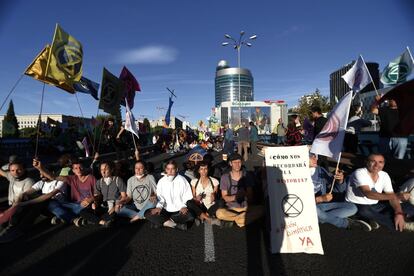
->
xmin=265 ymin=145 xmax=324 ymax=254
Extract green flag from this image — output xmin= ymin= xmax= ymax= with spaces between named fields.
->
xmin=381 ymin=48 xmax=413 ymax=86
xmin=98 ymin=68 xmax=124 ymax=115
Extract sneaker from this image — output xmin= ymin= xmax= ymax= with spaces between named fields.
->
xmin=163 ymin=219 xmax=177 ymax=228
xmin=403 ymin=222 xmax=414 ymax=232
xmin=347 ymin=218 xmax=372 ymax=232
xmin=73 ymin=217 xmax=84 ymax=227
xmin=175 ymin=223 xmax=188 ymax=231
xmin=51 ymin=216 xmax=64 ymax=225
xmin=369 ymin=220 xmax=381 ymax=230
xmin=102 ymin=220 xmax=113 ymax=228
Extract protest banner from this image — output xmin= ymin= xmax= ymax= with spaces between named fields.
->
xmin=265 ymin=145 xmax=324 ymax=254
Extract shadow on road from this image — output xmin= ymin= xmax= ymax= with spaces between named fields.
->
xmin=9 ymin=222 xmax=142 ymax=276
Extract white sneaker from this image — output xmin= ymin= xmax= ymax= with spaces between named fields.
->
xmin=163 ymin=219 xmax=177 ymax=228
xmin=369 ymin=220 xmax=380 ymax=230
xmin=347 ymin=218 xmax=372 ymax=232
xmin=404 ymin=222 xmax=414 ymax=232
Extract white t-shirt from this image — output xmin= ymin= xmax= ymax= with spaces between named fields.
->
xmin=32 ymin=179 xmax=66 ymax=201
xmin=156 ymin=175 xmax=193 ymax=212
xmin=399 ymin=178 xmax=414 ymax=205
xmin=190 ymin=177 xmax=219 ymax=209
xmin=346 ymin=168 xmax=394 ymax=205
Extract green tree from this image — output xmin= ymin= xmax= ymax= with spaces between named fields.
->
xmin=2 ymin=100 xmax=19 ymax=138
xmin=290 ymin=89 xmax=331 ymax=122
xmin=143 ymin=118 xmax=151 ymax=133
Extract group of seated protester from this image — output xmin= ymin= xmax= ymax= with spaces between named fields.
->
xmin=0 ymin=152 xmax=265 ymax=242
xmin=0 ymin=150 xmax=413 ymax=243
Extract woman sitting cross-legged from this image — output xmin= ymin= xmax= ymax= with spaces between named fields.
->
xmin=117 ymin=160 xmax=157 ymax=223
xmin=186 ymin=161 xmax=221 ymax=226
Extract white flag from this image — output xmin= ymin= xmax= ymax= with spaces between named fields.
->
xmin=124 ymin=100 xmax=139 ymax=138
xmin=341 ymin=55 xmax=371 ymax=94
xmin=310 ymin=91 xmax=352 ymax=160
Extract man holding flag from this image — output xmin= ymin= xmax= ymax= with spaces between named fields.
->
xmin=371 ymin=48 xmax=414 ymax=159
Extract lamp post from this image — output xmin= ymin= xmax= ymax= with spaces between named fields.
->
xmin=222 ymin=31 xmax=257 ymax=127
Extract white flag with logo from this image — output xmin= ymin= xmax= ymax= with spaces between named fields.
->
xmin=310 ymin=91 xmax=352 ymax=160
xmin=381 ymin=48 xmax=414 ymax=86
xmin=341 ymin=55 xmax=371 ymax=94
xmin=124 ymin=100 xmax=139 ymax=138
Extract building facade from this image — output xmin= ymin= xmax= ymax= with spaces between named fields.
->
xmin=0 ymin=114 xmax=92 ymax=137
xmin=330 ymin=61 xmax=380 ymax=104
xmin=216 ymin=100 xmax=288 ymax=134
xmin=215 ymin=60 xmax=254 ymax=107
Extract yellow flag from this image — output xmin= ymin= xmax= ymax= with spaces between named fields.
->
xmin=25 ymin=45 xmax=75 ymax=93
xmin=50 ymin=24 xmax=83 ymax=84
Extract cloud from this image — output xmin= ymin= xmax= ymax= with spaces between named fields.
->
xmin=276 ymin=25 xmax=306 ymax=37
xmin=114 ymin=46 xmax=178 ymax=64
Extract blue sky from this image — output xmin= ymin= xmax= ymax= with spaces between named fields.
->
xmin=0 ymin=0 xmax=413 ymax=124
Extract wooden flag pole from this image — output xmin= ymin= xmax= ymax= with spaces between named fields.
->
xmin=74 ymin=93 xmax=96 ymax=154
xmin=35 ymin=24 xmax=58 ymax=158
xmin=329 ymin=152 xmax=342 ymax=194
xmin=360 ymin=55 xmax=379 ymax=97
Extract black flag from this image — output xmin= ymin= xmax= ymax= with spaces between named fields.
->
xmin=98 ymin=68 xmax=124 ymax=115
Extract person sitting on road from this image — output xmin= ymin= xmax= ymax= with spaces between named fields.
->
xmin=186 ymin=161 xmax=221 ymax=226
xmin=345 ymin=153 xmax=414 ymax=232
xmin=0 ymin=162 xmax=68 ymax=243
xmin=215 ymin=153 xmax=264 ymax=228
xmin=0 ymin=161 xmax=34 ymax=209
xmin=37 ymin=159 xmax=96 ymax=227
xmin=1 ymin=155 xmax=19 ymax=172
xmin=145 ymin=160 xmax=194 ymax=231
xmin=309 ymin=153 xmax=371 ymax=231
xmin=117 ymin=160 xmax=157 ymax=223
xmin=79 ymin=161 xmax=127 ymax=227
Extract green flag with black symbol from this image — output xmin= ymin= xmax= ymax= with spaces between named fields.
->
xmin=98 ymin=68 xmax=124 ymax=115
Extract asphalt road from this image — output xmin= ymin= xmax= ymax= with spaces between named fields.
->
xmin=0 ymin=217 xmax=413 ymax=276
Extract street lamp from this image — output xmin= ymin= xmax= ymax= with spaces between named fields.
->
xmin=222 ymin=31 xmax=257 ymax=127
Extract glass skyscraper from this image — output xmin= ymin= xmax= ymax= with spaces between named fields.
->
xmin=215 ymin=60 xmax=254 ymax=107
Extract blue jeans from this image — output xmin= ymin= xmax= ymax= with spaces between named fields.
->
xmin=379 ymin=137 xmax=408 ymax=159
xmin=117 ymin=201 xmax=156 ymax=219
xmin=48 ymin=200 xmax=84 ymax=223
xmin=317 ymin=202 xmax=357 ymax=228
xmin=277 ymin=136 xmax=286 ymax=145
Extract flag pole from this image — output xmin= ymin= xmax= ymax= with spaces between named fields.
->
xmin=74 ymin=93 xmax=96 ymax=154
xmin=407 ymin=46 xmax=414 ymax=64
xmin=34 ymin=23 xmax=58 ymax=158
xmin=0 ymin=74 xmax=24 ymax=112
xmin=360 ymin=55 xmax=379 ymax=96
xmin=329 ymin=152 xmax=342 ymax=194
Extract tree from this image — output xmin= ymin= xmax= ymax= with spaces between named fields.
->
xmin=2 ymin=100 xmax=19 ymax=138
xmin=290 ymin=89 xmax=331 ymax=122
xmin=143 ymin=118 xmax=151 ymax=133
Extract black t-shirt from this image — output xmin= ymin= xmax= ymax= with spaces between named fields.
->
xmin=313 ymin=116 xmax=328 ymax=140
xmin=379 ymin=107 xmax=401 ymax=137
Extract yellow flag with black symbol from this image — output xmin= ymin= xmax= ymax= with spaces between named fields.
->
xmin=50 ymin=24 xmax=83 ymax=84
xmin=24 ymin=45 xmax=75 ymax=93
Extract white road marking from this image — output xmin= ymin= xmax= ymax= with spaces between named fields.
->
xmin=204 ymin=222 xmax=216 ymax=262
